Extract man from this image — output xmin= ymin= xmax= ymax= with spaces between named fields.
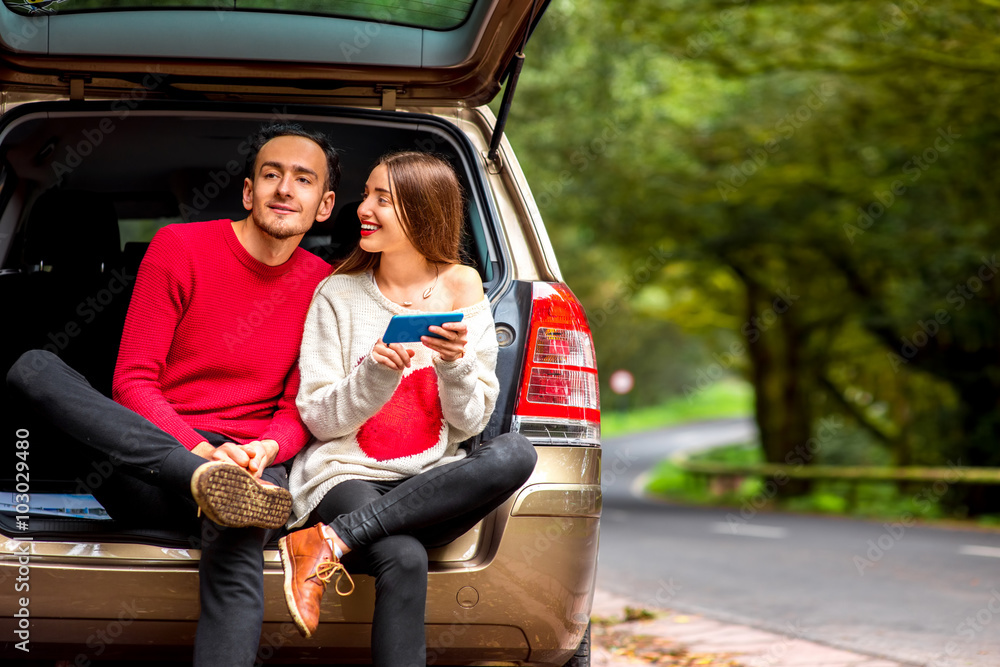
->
xmin=6 ymin=122 xmax=338 ymax=665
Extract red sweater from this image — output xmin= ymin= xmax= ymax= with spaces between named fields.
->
xmin=112 ymin=220 xmax=331 ymax=464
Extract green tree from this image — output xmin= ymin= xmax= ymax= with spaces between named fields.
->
xmin=509 ymin=0 xmax=1000 ymax=511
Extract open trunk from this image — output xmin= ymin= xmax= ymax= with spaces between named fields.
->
xmin=0 ymin=100 xmax=511 ymax=551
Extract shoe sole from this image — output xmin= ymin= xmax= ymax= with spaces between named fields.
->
xmin=278 ymin=535 xmax=315 ymax=639
xmin=190 ymin=462 xmax=291 ymax=529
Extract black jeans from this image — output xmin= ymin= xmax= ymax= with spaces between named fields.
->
xmin=7 ymin=349 xmax=284 ymax=667
xmin=308 ymin=432 xmax=537 ymax=667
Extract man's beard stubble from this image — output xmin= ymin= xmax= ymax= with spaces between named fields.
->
xmin=253 ymin=208 xmax=311 ymax=241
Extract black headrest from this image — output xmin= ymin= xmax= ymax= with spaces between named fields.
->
xmin=301 ymin=200 xmax=361 ymax=264
xmin=329 ymin=200 xmax=361 ymax=257
xmin=334 ymin=200 xmax=360 ymax=227
xmin=24 ymin=190 xmax=121 ymax=273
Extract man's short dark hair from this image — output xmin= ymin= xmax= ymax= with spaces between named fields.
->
xmin=244 ymin=122 xmax=342 ymax=192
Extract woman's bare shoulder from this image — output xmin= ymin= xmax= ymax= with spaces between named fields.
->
xmin=444 ymin=264 xmax=485 ymax=309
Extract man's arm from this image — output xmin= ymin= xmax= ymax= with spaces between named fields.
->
xmin=217 ymin=364 xmax=313 ymax=477
xmin=112 ymin=226 xmax=210 ymax=452
xmin=259 ymin=364 xmax=313 ymax=465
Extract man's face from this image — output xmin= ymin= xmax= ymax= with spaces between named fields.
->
xmin=242 ymin=135 xmax=335 ymax=240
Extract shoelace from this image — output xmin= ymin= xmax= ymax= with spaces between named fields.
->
xmin=313 ymin=559 xmax=356 ymax=596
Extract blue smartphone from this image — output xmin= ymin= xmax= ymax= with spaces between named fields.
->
xmin=382 ymin=312 xmax=464 ymax=344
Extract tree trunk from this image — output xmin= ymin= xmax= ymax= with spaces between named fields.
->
xmin=742 ymin=279 xmax=813 ymax=498
xmin=951 ymin=381 xmax=1000 ymax=515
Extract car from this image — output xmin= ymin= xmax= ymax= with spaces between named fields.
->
xmin=0 ymin=0 xmax=602 ymax=665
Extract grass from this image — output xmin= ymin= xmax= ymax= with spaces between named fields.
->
xmin=644 ymin=443 xmax=1000 ymax=526
xmin=645 ymin=443 xmax=760 ymax=503
xmin=601 ymin=379 xmax=753 ymax=439
xmin=610 ymin=382 xmax=1000 ymax=526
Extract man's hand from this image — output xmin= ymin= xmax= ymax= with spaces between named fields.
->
xmin=242 ymin=440 xmax=279 ymax=478
xmin=197 ymin=439 xmax=280 ymax=478
xmin=192 ymin=441 xmax=216 ymax=460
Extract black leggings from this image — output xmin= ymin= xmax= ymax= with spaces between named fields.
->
xmin=307 ymin=433 xmax=537 ymax=667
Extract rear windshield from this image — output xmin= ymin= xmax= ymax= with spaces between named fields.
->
xmin=3 ymin=0 xmax=475 ymax=30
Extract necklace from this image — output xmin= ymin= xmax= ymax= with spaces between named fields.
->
xmin=374 ymin=264 xmax=439 ymax=307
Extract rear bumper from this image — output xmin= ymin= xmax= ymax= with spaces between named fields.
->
xmin=0 ymin=517 xmax=599 ymax=665
xmin=0 ymin=449 xmax=601 ymax=666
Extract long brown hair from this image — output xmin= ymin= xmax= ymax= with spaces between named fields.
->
xmin=335 ymin=151 xmax=464 ymax=275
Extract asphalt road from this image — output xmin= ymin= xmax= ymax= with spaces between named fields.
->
xmin=597 ymin=419 xmax=1000 ymax=667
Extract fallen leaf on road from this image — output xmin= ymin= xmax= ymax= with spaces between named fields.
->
xmin=595 ymin=630 xmax=744 ymax=666
xmin=624 ymin=606 xmax=658 ymax=622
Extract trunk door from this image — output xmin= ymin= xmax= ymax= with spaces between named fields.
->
xmin=0 ymin=0 xmax=547 ymax=107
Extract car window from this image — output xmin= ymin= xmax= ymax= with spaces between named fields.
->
xmin=118 ymin=216 xmax=180 ymax=248
xmin=2 ymin=0 xmax=476 ymax=30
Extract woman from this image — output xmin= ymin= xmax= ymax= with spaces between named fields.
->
xmin=279 ymin=151 xmax=536 ymax=665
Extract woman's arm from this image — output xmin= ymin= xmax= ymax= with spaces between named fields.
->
xmin=433 ymin=301 xmax=500 ymax=439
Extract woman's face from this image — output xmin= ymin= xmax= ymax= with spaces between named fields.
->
xmin=358 ymin=164 xmax=412 ymax=256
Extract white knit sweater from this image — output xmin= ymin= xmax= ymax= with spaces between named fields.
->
xmin=287 ymin=271 xmax=499 ymax=528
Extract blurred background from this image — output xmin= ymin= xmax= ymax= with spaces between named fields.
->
xmin=501 ymin=0 xmax=1000 ymax=520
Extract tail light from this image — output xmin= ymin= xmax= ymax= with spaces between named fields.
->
xmin=511 ymin=282 xmax=601 ymax=446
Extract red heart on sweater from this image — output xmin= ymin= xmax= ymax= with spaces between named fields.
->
xmin=356 ymin=366 xmax=445 ymax=461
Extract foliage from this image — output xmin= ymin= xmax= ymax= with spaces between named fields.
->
xmin=508 ymin=0 xmax=1000 ymax=512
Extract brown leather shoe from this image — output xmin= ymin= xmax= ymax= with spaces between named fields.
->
xmin=190 ymin=461 xmax=291 ymax=529
xmin=279 ymin=524 xmax=355 ymax=638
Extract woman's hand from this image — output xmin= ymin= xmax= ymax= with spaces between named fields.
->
xmin=422 ymin=321 xmax=468 ymax=362
xmin=372 ymin=339 xmax=416 ymax=371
